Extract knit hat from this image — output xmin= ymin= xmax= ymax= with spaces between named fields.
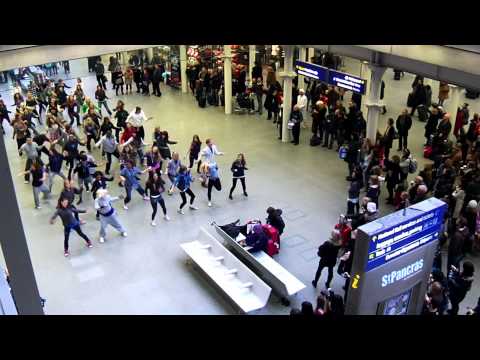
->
xmin=468 ymin=200 xmax=478 ymax=209
xmin=367 ymin=202 xmax=377 ymax=213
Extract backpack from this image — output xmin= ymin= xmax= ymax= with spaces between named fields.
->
xmin=408 ymin=158 xmax=418 ymax=174
xmin=317 ymin=242 xmax=327 ymax=257
xmin=338 ymin=146 xmax=348 ymax=160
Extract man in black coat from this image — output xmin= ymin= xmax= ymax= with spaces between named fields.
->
xmin=252 ymin=61 xmax=262 ymax=80
xmin=448 ymin=261 xmax=475 ymax=315
xmin=312 ymin=231 xmax=341 ymax=289
xmin=396 ymin=108 xmax=413 ymax=151
xmin=383 ymin=117 xmax=396 ymax=160
xmin=133 ymin=67 xmax=143 ymax=94
xmin=152 ymin=64 xmax=163 ymax=97
xmin=437 ymin=113 xmax=452 ymax=140
xmin=425 ymin=107 xmax=442 ymax=145
xmin=266 ymin=207 xmax=285 ymax=236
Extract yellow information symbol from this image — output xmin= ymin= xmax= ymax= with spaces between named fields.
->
xmin=352 ymin=274 xmax=360 ymax=289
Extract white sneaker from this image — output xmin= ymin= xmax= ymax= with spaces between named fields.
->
xmin=99 ymin=237 xmax=105 ymax=243
xmin=189 ymin=205 xmax=198 ymax=210
xmin=151 ymin=221 xmax=157 ymax=226
xmin=24 ymin=180 xmax=29 ymax=184
xmin=208 ymin=202 xmax=212 ymax=207
xmin=121 ymin=232 xmax=127 ymax=237
xmin=123 ymin=205 xmax=128 ymax=210
xmin=164 ymin=215 xmax=170 ymax=221
xmin=35 ymin=205 xmax=42 ymax=209
xmin=177 ymin=208 xmax=185 ymax=215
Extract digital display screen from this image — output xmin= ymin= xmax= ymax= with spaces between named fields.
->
xmin=294 ymin=60 xmax=328 ymax=82
xmin=328 ymin=70 xmax=367 ymax=95
xmin=380 ymin=289 xmax=412 ymax=315
xmin=363 ymin=200 xmax=446 ymax=272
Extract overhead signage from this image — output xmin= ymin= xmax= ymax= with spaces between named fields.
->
xmin=363 ymin=201 xmax=445 ymax=272
xmin=294 ymin=60 xmax=327 ymax=82
xmin=328 ymin=70 xmax=367 ymax=95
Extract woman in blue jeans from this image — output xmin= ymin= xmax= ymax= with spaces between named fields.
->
xmin=50 ymin=198 xmax=92 ymax=257
xmin=119 ymin=160 xmax=149 ymax=210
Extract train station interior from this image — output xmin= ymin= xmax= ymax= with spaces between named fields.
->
xmin=1 ymin=45 xmax=480 ymax=316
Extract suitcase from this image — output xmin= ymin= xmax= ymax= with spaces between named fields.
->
xmin=466 ymin=89 xmax=480 ymax=99
xmin=263 ymin=224 xmax=280 ymax=256
xmin=310 ymin=135 xmax=321 ymax=146
xmin=417 ymin=104 xmax=428 ymax=122
xmin=198 ymin=95 xmax=206 ymax=108
xmin=407 ymin=93 xmax=414 ymax=107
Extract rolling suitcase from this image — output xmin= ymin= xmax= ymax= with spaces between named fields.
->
xmin=417 ymin=104 xmax=428 ymax=122
xmin=198 ymin=95 xmax=206 ymax=108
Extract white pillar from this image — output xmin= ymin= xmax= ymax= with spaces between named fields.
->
xmin=122 ymin=51 xmax=129 ymax=67
xmin=146 ymin=48 xmax=154 ymax=63
xmin=308 ymin=48 xmax=315 ymax=62
xmin=249 ymin=45 xmax=256 ymax=86
xmin=279 ymin=45 xmax=295 ymax=143
xmin=365 ymin=65 xmax=387 ymax=143
xmin=180 ymin=45 xmax=188 ymax=94
xmin=297 ymin=47 xmax=306 ymax=91
xmin=223 ymin=45 xmax=233 ymax=115
xmin=445 ymin=84 xmax=461 ymax=122
xmin=360 ymin=61 xmax=372 ymax=116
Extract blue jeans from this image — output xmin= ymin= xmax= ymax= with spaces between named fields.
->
xmin=124 ymin=185 xmax=145 ymax=204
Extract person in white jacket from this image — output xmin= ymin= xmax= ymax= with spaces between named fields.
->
xmin=200 ymin=138 xmax=224 ymax=186
xmin=297 ymin=89 xmax=308 ymax=128
xmin=201 ymin=138 xmax=224 ymax=163
xmin=126 ymin=106 xmax=151 ymax=140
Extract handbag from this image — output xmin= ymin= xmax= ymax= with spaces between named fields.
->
xmin=287 ymin=121 xmax=294 ymax=130
xmin=115 ymin=77 xmax=123 ymax=85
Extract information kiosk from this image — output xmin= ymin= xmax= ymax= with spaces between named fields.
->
xmin=345 ymin=198 xmax=446 ymax=315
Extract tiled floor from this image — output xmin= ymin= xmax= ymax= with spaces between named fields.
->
xmin=0 ymin=54 xmax=479 ymax=315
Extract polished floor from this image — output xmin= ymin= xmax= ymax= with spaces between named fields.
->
xmin=1 ymin=55 xmax=479 ymax=314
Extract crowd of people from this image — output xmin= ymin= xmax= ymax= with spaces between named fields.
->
xmin=2 ymin=63 xmax=265 ymax=258
xmin=2 ymin=53 xmax=480 ymax=315
xmin=291 ymin=84 xmax=479 ymax=316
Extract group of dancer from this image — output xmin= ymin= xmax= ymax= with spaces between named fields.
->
xmin=5 ymin=76 xmax=250 ymax=257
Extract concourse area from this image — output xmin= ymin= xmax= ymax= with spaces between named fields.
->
xmin=1 ymin=45 xmax=480 ymax=316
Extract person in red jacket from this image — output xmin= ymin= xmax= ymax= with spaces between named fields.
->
xmin=120 ymin=123 xmax=137 ymax=144
xmin=334 ymin=215 xmax=352 ymax=249
xmin=454 ymin=104 xmax=469 ymax=138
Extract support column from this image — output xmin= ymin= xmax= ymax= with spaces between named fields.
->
xmin=297 ymin=47 xmax=307 ymax=91
xmin=308 ymin=48 xmax=315 ymax=62
xmin=122 ymin=51 xmax=129 ymax=67
xmin=360 ymin=61 xmax=372 ymax=116
xmin=146 ymin=47 xmax=154 ymax=64
xmin=365 ymin=64 xmax=387 ymax=143
xmin=249 ymin=45 xmax=256 ymax=86
xmin=279 ymin=45 xmax=295 ymax=143
xmin=223 ymin=45 xmax=233 ymax=115
xmin=180 ymin=45 xmax=188 ymax=94
xmin=445 ymin=84 xmax=461 ymax=121
xmin=0 ymin=131 xmax=44 ymax=315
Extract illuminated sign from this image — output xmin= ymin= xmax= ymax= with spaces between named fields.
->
xmin=328 ymin=70 xmax=367 ymax=95
xmin=294 ymin=60 xmax=327 ymax=82
xmin=364 ymin=201 xmax=446 ymax=272
xmin=381 ymin=259 xmax=424 ymax=287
